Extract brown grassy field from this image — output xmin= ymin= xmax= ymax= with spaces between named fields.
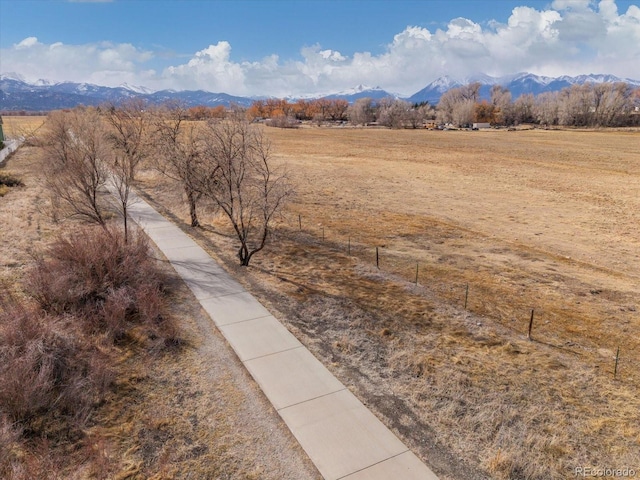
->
xmin=5 ymin=117 xmax=637 ymax=478
xmin=137 ymin=125 xmax=640 ymax=479
xmin=1 ymin=116 xmax=46 ymax=139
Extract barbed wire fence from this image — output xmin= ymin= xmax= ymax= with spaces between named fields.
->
xmin=282 ymin=214 xmax=632 ymax=381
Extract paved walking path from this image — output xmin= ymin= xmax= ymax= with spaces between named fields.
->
xmin=127 ymin=192 xmax=439 ymax=480
xmin=0 ymin=139 xmax=24 ymax=166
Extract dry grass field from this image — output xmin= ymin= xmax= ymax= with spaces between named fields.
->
xmin=136 ymin=125 xmax=640 ymax=479
xmin=3 ymin=117 xmax=638 ymax=478
xmin=1 ymin=116 xmax=46 ymax=139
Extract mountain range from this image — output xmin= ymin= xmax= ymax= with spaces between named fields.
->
xmin=408 ymin=73 xmax=640 ymax=104
xmin=1 ymin=72 xmax=639 ymax=112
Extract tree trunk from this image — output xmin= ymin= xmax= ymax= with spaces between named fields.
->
xmin=124 ymin=213 xmax=128 ymax=244
xmin=238 ymin=244 xmax=250 ymax=266
xmin=186 ymin=189 xmax=200 ymax=227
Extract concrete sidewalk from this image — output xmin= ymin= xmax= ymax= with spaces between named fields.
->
xmin=128 ymin=193 xmax=439 ymax=480
xmin=0 ymin=139 xmax=24 ymax=166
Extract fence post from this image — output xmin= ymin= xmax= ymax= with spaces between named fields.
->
xmin=298 ymin=214 xmax=302 ymax=230
xmin=614 ymin=346 xmax=620 ymax=378
xmin=528 ymin=309 xmax=535 ymax=341
xmin=415 ymin=263 xmax=419 ymax=285
xmin=376 ymin=247 xmax=379 ymax=269
xmin=464 ymin=284 xmax=469 ymax=309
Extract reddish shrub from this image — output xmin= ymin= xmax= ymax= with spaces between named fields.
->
xmin=0 ymin=298 xmax=113 ymax=437
xmin=25 ymin=226 xmax=175 ymax=343
xmin=0 ymin=224 xmax=180 ymax=475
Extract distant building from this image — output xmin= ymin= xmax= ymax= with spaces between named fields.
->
xmin=472 ymin=122 xmax=491 ymax=130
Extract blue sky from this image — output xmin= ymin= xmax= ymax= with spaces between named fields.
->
xmin=1 ymin=0 xmax=639 ymax=96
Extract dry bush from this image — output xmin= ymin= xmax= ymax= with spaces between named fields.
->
xmin=0 ymin=171 xmax=24 ymax=197
xmin=265 ymin=115 xmax=299 ymax=129
xmin=0 ymin=223 xmax=180 ymax=477
xmin=25 ymin=226 xmax=177 ymax=345
xmin=0 ymin=172 xmax=23 ymax=187
xmin=0 ymin=295 xmax=113 ymax=440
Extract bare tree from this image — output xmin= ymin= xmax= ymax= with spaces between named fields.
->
xmin=513 ymin=93 xmax=536 ymax=124
xmin=198 ymin=119 xmax=292 ymax=266
xmin=445 ymin=99 xmax=475 ymax=127
xmin=378 ymin=98 xmax=411 ymax=129
xmin=151 ymin=103 xmax=205 ymax=227
xmin=407 ymin=102 xmax=435 ymax=128
xmin=326 ymin=99 xmax=349 ymax=121
xmin=592 ymin=82 xmax=631 ymax=127
xmin=437 ymin=82 xmax=481 ymax=126
xmin=38 ymin=108 xmax=111 ymax=227
xmin=103 ymin=99 xmax=151 ymax=242
xmin=534 ymin=91 xmax=560 ymax=126
xmin=347 ymin=98 xmax=376 ymax=126
xmin=558 ymin=85 xmax=594 ymax=126
xmin=490 ymin=85 xmax=514 ymax=125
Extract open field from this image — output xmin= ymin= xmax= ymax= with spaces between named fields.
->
xmin=1 ymin=116 xmax=46 ymax=139
xmin=3 ymin=119 xmax=637 ymax=478
xmin=137 ymin=126 xmax=640 ymax=479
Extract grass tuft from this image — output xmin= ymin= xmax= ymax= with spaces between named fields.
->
xmin=0 ymin=172 xmax=24 ymax=196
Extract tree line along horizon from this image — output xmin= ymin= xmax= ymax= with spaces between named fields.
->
xmin=198 ymin=80 xmax=640 ymax=128
xmin=3 ymin=80 xmax=640 ymax=128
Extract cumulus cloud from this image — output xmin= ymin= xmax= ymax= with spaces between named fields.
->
xmin=155 ymin=0 xmax=640 ymax=95
xmin=1 ymin=1 xmax=639 ymax=96
xmin=1 ymin=37 xmax=156 ymax=87
xmin=162 ymin=42 xmax=246 ymax=92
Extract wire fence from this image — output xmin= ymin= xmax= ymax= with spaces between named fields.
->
xmin=286 ymin=214 xmax=634 ymax=380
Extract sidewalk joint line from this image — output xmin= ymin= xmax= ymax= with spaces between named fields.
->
xmin=276 ymin=387 xmax=348 ymax=412
xmin=178 ymin=284 xmax=249 ymax=302
xmin=241 ymin=345 xmax=304 ymax=362
xmin=335 ymin=449 xmax=410 ymax=480
xmin=216 ymin=313 xmax=276 ymax=328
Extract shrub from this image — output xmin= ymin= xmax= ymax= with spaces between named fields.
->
xmin=0 ymin=172 xmax=23 ymax=197
xmin=265 ymin=115 xmax=299 ymax=128
xmin=0 ymin=296 xmax=113 ymax=438
xmin=25 ymin=226 xmax=176 ymax=345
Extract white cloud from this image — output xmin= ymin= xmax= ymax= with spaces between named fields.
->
xmin=16 ymin=37 xmax=40 ymax=49
xmin=2 ymin=1 xmax=639 ymax=97
xmin=162 ymin=42 xmax=246 ymax=93
xmin=1 ymin=37 xmax=156 ymax=87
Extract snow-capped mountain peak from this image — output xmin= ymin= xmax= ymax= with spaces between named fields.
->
xmin=119 ymin=83 xmax=154 ymax=94
xmin=0 ymin=72 xmax=27 ymax=82
xmin=2 ymin=71 xmax=639 ymax=111
xmin=33 ymin=78 xmax=55 ymax=86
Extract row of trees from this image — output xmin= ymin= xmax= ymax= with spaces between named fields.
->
xmin=245 ymin=97 xmax=436 ymax=129
xmin=435 ymin=82 xmax=640 ymax=128
xmin=247 ymin=98 xmax=350 ymax=123
xmin=244 ymin=81 xmax=640 ymax=129
xmin=38 ymin=101 xmax=292 ymax=266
